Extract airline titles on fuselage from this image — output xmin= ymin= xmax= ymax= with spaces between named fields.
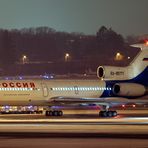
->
xmin=0 ymin=82 xmax=36 ymax=88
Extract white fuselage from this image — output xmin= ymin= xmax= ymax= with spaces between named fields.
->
xmin=0 ymin=79 xmax=106 ymax=106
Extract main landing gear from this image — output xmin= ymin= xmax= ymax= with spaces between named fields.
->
xmin=45 ymin=110 xmax=117 ymax=117
xmin=99 ymin=105 xmax=118 ymax=117
xmin=99 ymin=110 xmax=117 ymax=117
xmin=45 ymin=110 xmax=63 ymax=116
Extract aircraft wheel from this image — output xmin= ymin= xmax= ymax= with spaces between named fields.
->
xmin=112 ymin=111 xmax=117 ymax=117
xmin=52 ymin=111 xmax=58 ymax=116
xmin=107 ymin=111 xmax=113 ymax=117
xmin=58 ymin=111 xmax=63 ymax=116
xmin=99 ymin=111 xmax=107 ymax=117
xmin=49 ymin=111 xmax=53 ymax=116
xmin=45 ymin=111 xmax=50 ymax=116
xmin=102 ymin=111 xmax=108 ymax=117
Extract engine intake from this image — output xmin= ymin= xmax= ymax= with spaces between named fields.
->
xmin=113 ymin=84 xmax=120 ymax=94
xmin=97 ymin=66 xmax=105 ymax=79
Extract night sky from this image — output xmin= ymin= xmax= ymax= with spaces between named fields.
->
xmin=0 ymin=0 xmax=148 ymax=36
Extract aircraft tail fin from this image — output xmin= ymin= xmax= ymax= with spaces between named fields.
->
xmin=129 ymin=41 xmax=148 ymax=85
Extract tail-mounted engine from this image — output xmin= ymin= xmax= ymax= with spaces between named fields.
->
xmin=113 ymin=83 xmax=146 ymax=97
xmin=97 ymin=66 xmax=129 ymax=80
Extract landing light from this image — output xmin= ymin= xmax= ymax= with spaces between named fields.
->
xmin=122 ymin=104 xmax=125 ymax=108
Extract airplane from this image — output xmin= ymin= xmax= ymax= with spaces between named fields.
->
xmin=0 ymin=41 xmax=147 ymax=117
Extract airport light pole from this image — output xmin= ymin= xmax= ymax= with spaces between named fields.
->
xmin=65 ymin=53 xmax=70 ymax=62
xmin=115 ymin=52 xmax=123 ymax=61
xmin=22 ymin=55 xmax=27 ymax=64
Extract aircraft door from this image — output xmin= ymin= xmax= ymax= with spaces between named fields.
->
xmin=41 ymin=83 xmax=49 ymax=97
xmin=74 ymin=86 xmax=79 ymax=95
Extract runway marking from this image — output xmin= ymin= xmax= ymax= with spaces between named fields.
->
xmin=0 ymin=117 xmax=148 ymax=124
xmin=0 ymin=111 xmax=148 ymax=136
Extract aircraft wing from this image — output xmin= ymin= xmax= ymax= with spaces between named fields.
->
xmin=49 ymin=96 xmax=129 ymax=105
xmin=48 ymin=96 xmax=148 ymax=106
xmin=50 ymin=96 xmax=105 ymax=104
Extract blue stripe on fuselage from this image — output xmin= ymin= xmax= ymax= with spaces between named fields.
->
xmin=130 ymin=66 xmax=148 ymax=86
xmin=101 ymin=66 xmax=148 ymax=98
